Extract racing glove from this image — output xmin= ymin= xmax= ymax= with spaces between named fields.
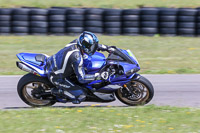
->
xmin=107 ymin=46 xmax=116 ymax=53
xmin=97 ymin=44 xmax=116 ymax=53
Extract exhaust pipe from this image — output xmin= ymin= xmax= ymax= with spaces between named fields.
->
xmin=16 ymin=62 xmax=39 ymax=75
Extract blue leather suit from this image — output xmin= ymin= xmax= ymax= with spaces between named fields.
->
xmin=46 ymin=39 xmax=108 ymax=97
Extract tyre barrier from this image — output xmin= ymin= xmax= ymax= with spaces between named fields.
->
xmin=104 ymin=9 xmax=122 ymax=35
xmin=0 ymin=8 xmax=12 ymax=35
xmin=140 ymin=8 xmax=159 ymax=36
xmin=122 ymin=9 xmax=140 ymax=35
xmin=85 ymin=8 xmax=104 ymax=34
xmin=0 ymin=7 xmax=200 ymax=36
xmin=49 ymin=8 xmax=66 ymax=35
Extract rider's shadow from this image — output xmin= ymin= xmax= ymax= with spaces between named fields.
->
xmin=4 ymin=105 xmax=129 ymax=110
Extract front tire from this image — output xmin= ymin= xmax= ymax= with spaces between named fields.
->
xmin=17 ymin=73 xmax=56 ymax=107
xmin=115 ymin=76 xmax=154 ymax=106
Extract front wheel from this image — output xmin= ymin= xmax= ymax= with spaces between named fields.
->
xmin=115 ymin=76 xmax=154 ymax=106
xmin=17 ymin=73 xmax=56 ymax=107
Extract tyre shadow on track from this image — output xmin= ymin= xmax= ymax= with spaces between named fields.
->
xmin=4 ymin=105 xmax=129 ymax=110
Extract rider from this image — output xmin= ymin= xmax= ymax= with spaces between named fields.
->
xmin=45 ymin=31 xmax=115 ymax=104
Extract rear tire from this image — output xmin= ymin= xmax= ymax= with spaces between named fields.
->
xmin=17 ymin=73 xmax=56 ymax=107
xmin=116 ymin=76 xmax=154 ymax=106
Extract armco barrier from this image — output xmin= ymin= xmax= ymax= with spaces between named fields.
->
xmin=0 ymin=7 xmax=200 ymax=36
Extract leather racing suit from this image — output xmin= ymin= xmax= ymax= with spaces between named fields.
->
xmin=45 ymin=39 xmax=109 ymax=99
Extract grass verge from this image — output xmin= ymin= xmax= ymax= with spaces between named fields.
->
xmin=0 ymin=35 xmax=200 ymax=75
xmin=0 ymin=0 xmax=200 ymax=8
xmin=0 ymin=105 xmax=200 ymax=133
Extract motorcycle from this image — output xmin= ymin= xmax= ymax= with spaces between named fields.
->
xmin=16 ymin=46 xmax=154 ymax=107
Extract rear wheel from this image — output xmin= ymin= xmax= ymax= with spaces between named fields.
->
xmin=116 ymin=76 xmax=154 ymax=106
xmin=17 ymin=73 xmax=56 ymax=107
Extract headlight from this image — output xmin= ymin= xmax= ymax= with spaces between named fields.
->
xmin=125 ymin=68 xmax=140 ymax=76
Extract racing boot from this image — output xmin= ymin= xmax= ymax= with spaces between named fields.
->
xmin=51 ymin=87 xmax=86 ymax=104
xmin=66 ymin=90 xmax=86 ymax=104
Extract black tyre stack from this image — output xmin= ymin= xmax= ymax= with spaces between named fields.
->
xmin=197 ymin=9 xmax=200 ymax=36
xmin=12 ymin=8 xmax=30 ymax=35
xmin=84 ymin=8 xmax=104 ymax=34
xmin=122 ymin=9 xmax=140 ymax=35
xmin=30 ymin=9 xmax=48 ymax=35
xmin=0 ymin=8 xmax=12 ymax=35
xmin=159 ymin=8 xmax=178 ymax=36
xmin=66 ymin=8 xmax=85 ymax=35
xmin=48 ymin=8 xmax=66 ymax=35
xmin=140 ymin=8 xmax=159 ymax=36
xmin=104 ymin=9 xmax=122 ymax=35
xmin=1 ymin=7 xmax=200 ymax=36
xmin=177 ymin=8 xmax=197 ymax=36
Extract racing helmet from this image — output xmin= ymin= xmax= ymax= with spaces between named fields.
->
xmin=78 ymin=31 xmax=99 ymax=56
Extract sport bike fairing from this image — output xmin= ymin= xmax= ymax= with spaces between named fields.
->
xmin=16 ymin=53 xmax=48 ymax=77
xmin=85 ymin=48 xmax=140 ymax=92
xmin=83 ymin=52 xmax=106 ymax=73
xmin=16 ymin=49 xmax=140 ymax=92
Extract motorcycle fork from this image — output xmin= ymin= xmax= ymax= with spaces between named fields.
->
xmin=122 ymin=82 xmax=137 ymax=96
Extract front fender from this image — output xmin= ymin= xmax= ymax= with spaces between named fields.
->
xmin=130 ymin=73 xmax=141 ymax=80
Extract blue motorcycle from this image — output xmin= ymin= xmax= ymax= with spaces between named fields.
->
xmin=16 ymin=47 xmax=154 ymax=107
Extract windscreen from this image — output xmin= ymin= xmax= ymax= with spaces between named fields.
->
xmin=126 ymin=49 xmax=139 ymax=65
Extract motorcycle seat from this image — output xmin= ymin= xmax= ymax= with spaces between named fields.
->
xmin=35 ymin=54 xmax=46 ymax=63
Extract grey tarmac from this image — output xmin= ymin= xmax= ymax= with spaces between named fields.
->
xmin=0 ymin=74 xmax=200 ymax=109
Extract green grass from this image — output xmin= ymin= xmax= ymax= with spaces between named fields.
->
xmin=0 ymin=105 xmax=200 ymax=133
xmin=0 ymin=35 xmax=200 ymax=75
xmin=0 ymin=0 xmax=200 ymax=8
xmin=0 ymin=36 xmax=200 ymax=75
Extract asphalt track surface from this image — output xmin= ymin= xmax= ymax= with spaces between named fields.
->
xmin=0 ymin=74 xmax=200 ymax=109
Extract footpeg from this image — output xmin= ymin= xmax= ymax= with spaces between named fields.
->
xmin=51 ymin=88 xmax=86 ymax=104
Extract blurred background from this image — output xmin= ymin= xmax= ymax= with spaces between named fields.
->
xmin=0 ymin=1 xmax=200 ymax=133
xmin=0 ymin=0 xmax=199 ymax=75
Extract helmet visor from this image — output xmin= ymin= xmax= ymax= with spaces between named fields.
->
xmin=81 ymin=39 xmax=91 ymax=49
